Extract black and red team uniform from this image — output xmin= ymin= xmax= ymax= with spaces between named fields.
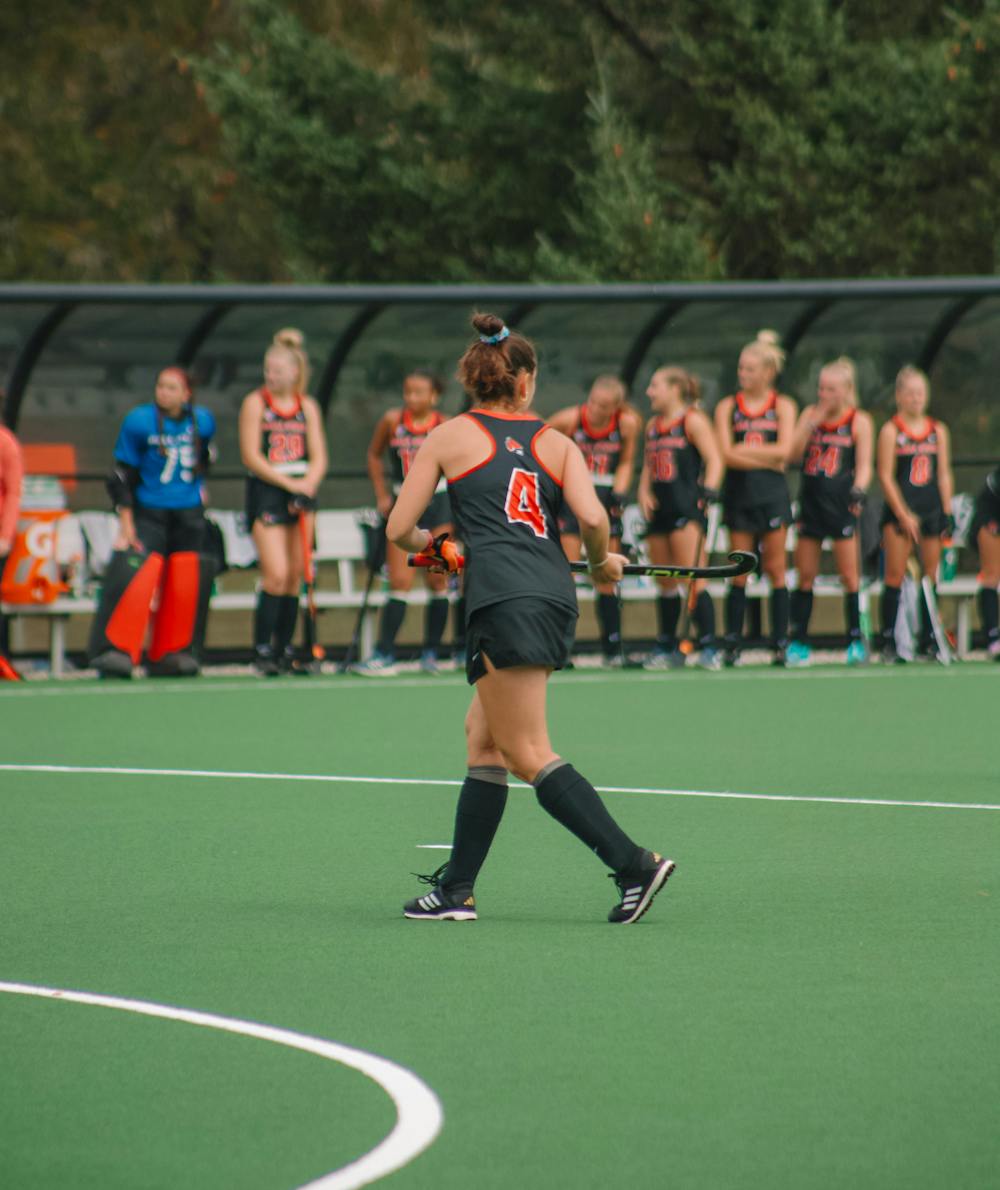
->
xmin=722 ymin=392 xmax=792 ymax=535
xmin=797 ymin=409 xmax=859 ymax=540
xmin=558 ymin=405 xmax=625 ymax=538
xmin=971 ymin=464 xmax=1000 ymax=541
xmin=448 ymin=411 xmax=577 ymax=685
xmin=644 ymin=410 xmax=705 ymax=533
xmin=388 ymin=408 xmax=451 ymax=530
xmin=880 ymin=416 xmax=948 ymax=536
xmin=245 ymin=389 xmax=309 ymax=526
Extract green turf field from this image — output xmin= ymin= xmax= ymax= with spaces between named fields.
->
xmin=1 ymin=664 xmax=998 ymax=1189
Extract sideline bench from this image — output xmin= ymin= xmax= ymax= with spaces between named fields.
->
xmin=1 ymin=508 xmax=987 ymax=675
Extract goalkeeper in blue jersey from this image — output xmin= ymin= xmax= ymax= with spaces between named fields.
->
xmin=89 ymin=367 xmax=217 ymax=678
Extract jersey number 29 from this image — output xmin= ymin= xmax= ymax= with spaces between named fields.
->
xmin=505 ymin=468 xmax=548 ymax=538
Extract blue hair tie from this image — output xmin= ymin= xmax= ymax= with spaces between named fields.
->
xmin=479 ymin=326 xmax=510 ymax=345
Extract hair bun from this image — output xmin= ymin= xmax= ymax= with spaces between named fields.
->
xmin=756 ymin=329 xmax=781 ymax=347
xmin=471 ymin=312 xmax=505 ymax=338
xmin=273 ymin=327 xmax=305 ymax=350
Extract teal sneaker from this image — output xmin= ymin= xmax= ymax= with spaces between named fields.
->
xmin=786 ymin=641 xmax=812 ymax=667
xmin=845 ymin=639 xmax=867 ymax=666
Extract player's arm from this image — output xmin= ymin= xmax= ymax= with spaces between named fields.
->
xmin=106 ymin=412 xmax=145 ymax=549
xmin=612 ymin=408 xmax=641 ymax=500
xmin=936 ymin=421 xmax=955 ymax=527
xmin=366 ymin=412 xmax=396 ymax=518
xmin=714 ymin=396 xmax=754 ymax=471
xmin=737 ymin=394 xmax=797 ymax=469
xmin=687 ymin=409 xmax=724 ymax=495
xmin=546 ymin=406 xmax=579 ymax=437
xmin=386 ymin=433 xmax=445 ymax=555
xmin=637 ymin=454 xmax=656 ymax=519
xmin=301 ymin=396 xmax=329 ymax=498
xmin=852 ymin=411 xmax=874 ymax=495
xmin=787 ymin=405 xmax=819 ymax=464
xmin=560 ymin=437 xmax=623 ymax=584
xmin=0 ymin=429 xmax=24 ymax=554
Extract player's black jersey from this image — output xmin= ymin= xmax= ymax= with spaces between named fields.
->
xmin=258 ymin=390 xmax=308 ymax=478
xmin=645 ymin=411 xmax=702 ymax=501
xmin=892 ymin=416 xmax=943 ymax=514
xmin=799 ymin=409 xmax=857 ymax=508
xmin=722 ymin=391 xmax=789 ymax=507
xmin=388 ymin=409 xmax=446 ymax=488
xmin=571 ymin=405 xmax=623 ymax=488
xmin=448 ymin=411 xmax=576 ymax=617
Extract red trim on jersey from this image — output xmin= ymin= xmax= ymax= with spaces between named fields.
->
xmin=448 ymin=414 xmax=497 ymax=482
xmin=653 ymin=412 xmax=687 ymax=437
xmin=467 ymin=408 xmax=539 ymax=421
xmin=735 ymin=390 xmax=777 ymax=419
xmin=401 ymin=407 xmax=444 ymax=434
xmin=261 ymin=388 xmax=303 ymax=418
xmin=530 ymin=425 xmax=563 ymax=487
xmin=819 ymin=408 xmax=855 ymax=433
xmin=892 ymin=414 xmax=936 ymax=443
xmin=579 ymin=403 xmax=620 ymax=440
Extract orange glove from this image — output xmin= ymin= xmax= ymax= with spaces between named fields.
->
xmin=410 ymin=532 xmax=465 ymax=573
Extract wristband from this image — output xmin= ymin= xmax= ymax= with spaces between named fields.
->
xmin=588 ymin=556 xmax=609 ymax=572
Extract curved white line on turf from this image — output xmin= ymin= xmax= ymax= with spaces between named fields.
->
xmin=0 ymin=981 xmax=442 ymax=1190
xmin=2 ymin=762 xmax=999 ymax=811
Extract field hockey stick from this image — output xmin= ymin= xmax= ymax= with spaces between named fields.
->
xmin=339 ymin=517 xmax=388 ymax=672
xmin=853 ymin=506 xmax=872 ymax=654
xmin=905 ymin=550 xmax=953 ymax=665
xmin=297 ymin=511 xmax=325 ymax=664
xmin=570 ymin=550 xmax=757 ymax=580
xmin=676 ymin=501 xmax=722 ymax=656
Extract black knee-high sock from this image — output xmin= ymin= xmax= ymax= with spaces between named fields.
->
xmin=771 ymin=587 xmax=789 ymax=647
xmin=254 ymin=591 xmax=282 ymax=652
xmin=790 ymin=589 xmax=813 ymax=645
xmin=918 ymin=587 xmax=935 ymax=648
xmin=378 ymin=597 xmax=407 ymax=656
xmin=453 ymin=596 xmax=467 ymax=653
xmin=657 ymin=593 xmax=682 ymax=649
xmin=533 ymin=761 xmax=642 ymax=873
xmin=980 ymin=587 xmax=999 ymax=642
xmin=881 ymin=584 xmax=901 ymax=645
xmin=274 ymin=595 xmax=299 ymax=655
xmin=596 ymin=592 xmax=621 ymax=656
xmin=425 ymin=598 xmax=449 ymax=656
xmin=442 ymin=767 xmax=509 ymax=890
xmin=694 ymin=590 xmax=715 ymax=647
xmin=845 ymin=592 xmax=861 ymax=640
xmin=726 ymin=586 xmax=747 ymax=643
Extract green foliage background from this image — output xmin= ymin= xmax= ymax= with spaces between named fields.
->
xmin=3 ymin=0 xmax=999 ymax=283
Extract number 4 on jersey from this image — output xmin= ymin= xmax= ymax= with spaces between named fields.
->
xmin=505 ymin=468 xmax=548 ymax=538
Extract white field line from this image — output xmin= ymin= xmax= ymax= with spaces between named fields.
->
xmin=0 ymin=981 xmax=442 ymax=1190
xmin=1 ymin=762 xmax=998 ymax=812
xmin=0 ymin=665 xmax=997 ymax=699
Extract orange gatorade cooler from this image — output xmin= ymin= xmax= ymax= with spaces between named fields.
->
xmin=1 ymin=509 xmax=70 ymax=604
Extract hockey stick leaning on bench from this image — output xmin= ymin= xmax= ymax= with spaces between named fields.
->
xmin=296 ymin=508 xmax=326 ymax=664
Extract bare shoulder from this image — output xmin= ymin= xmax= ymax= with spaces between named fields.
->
xmin=240 ymin=389 xmax=264 ymax=415
xmin=777 ymin=393 xmax=798 ymax=414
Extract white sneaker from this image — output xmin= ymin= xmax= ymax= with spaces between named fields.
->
xmin=353 ymin=652 xmax=398 ymax=677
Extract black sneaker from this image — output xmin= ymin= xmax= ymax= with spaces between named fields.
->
xmin=608 ymin=851 xmax=676 ymax=924
xmin=253 ymin=647 xmax=281 ymax=677
xmin=772 ymin=644 xmax=787 ymax=667
xmin=723 ymin=645 xmax=742 ymax=668
xmin=881 ymin=642 xmax=905 ymax=665
xmin=403 ymin=865 xmax=477 ymax=921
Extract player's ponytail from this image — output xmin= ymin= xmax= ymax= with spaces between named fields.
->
xmin=656 ymin=366 xmax=701 ymax=406
xmin=743 ymin=329 xmax=786 ymax=378
xmin=458 ymin=312 xmax=537 ymax=403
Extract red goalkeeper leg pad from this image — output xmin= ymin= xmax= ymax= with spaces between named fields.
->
xmin=148 ymin=551 xmax=200 ymax=666
xmin=0 ymin=653 xmax=22 ymax=681
xmin=90 ymin=550 xmax=164 ymax=666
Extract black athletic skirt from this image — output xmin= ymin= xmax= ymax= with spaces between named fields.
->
xmin=246 ymin=477 xmax=298 ymax=527
xmin=466 ymin=596 xmax=578 ymax=685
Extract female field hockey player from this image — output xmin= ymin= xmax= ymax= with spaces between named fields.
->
xmin=548 ymin=376 xmax=641 ymax=665
xmin=876 ymin=366 xmax=954 ymax=662
xmin=714 ymin=330 xmax=797 ymax=666
xmin=786 ymin=357 xmax=874 ymax=666
xmin=0 ymin=390 xmax=24 ymax=679
xmin=637 ymin=366 xmax=724 ymax=669
xmin=387 ymin=312 xmax=675 ymax=924
xmin=970 ymin=462 xmax=1000 ymax=659
xmin=358 ymin=368 xmax=452 ymax=675
xmin=239 ymin=329 xmax=327 ymax=675
xmin=88 ymin=366 xmax=216 ymax=678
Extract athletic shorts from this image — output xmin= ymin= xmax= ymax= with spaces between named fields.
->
xmin=559 ymin=487 xmax=622 ymax=539
xmin=723 ymin=493 xmax=792 ymax=536
xmin=246 ymin=478 xmax=299 ymax=527
xmin=418 ymin=489 xmax=452 ymax=533
xmin=134 ymin=504 xmax=206 ymax=554
xmin=796 ymin=495 xmax=855 ymax=541
xmin=971 ymin=485 xmax=1000 ymax=542
xmin=645 ymin=486 xmax=704 ymax=535
xmin=880 ymin=505 xmax=948 ymax=537
xmin=465 ymin=596 xmax=578 ymax=685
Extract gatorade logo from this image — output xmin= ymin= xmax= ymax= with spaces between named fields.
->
xmin=24 ymin=522 xmax=56 ymax=559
